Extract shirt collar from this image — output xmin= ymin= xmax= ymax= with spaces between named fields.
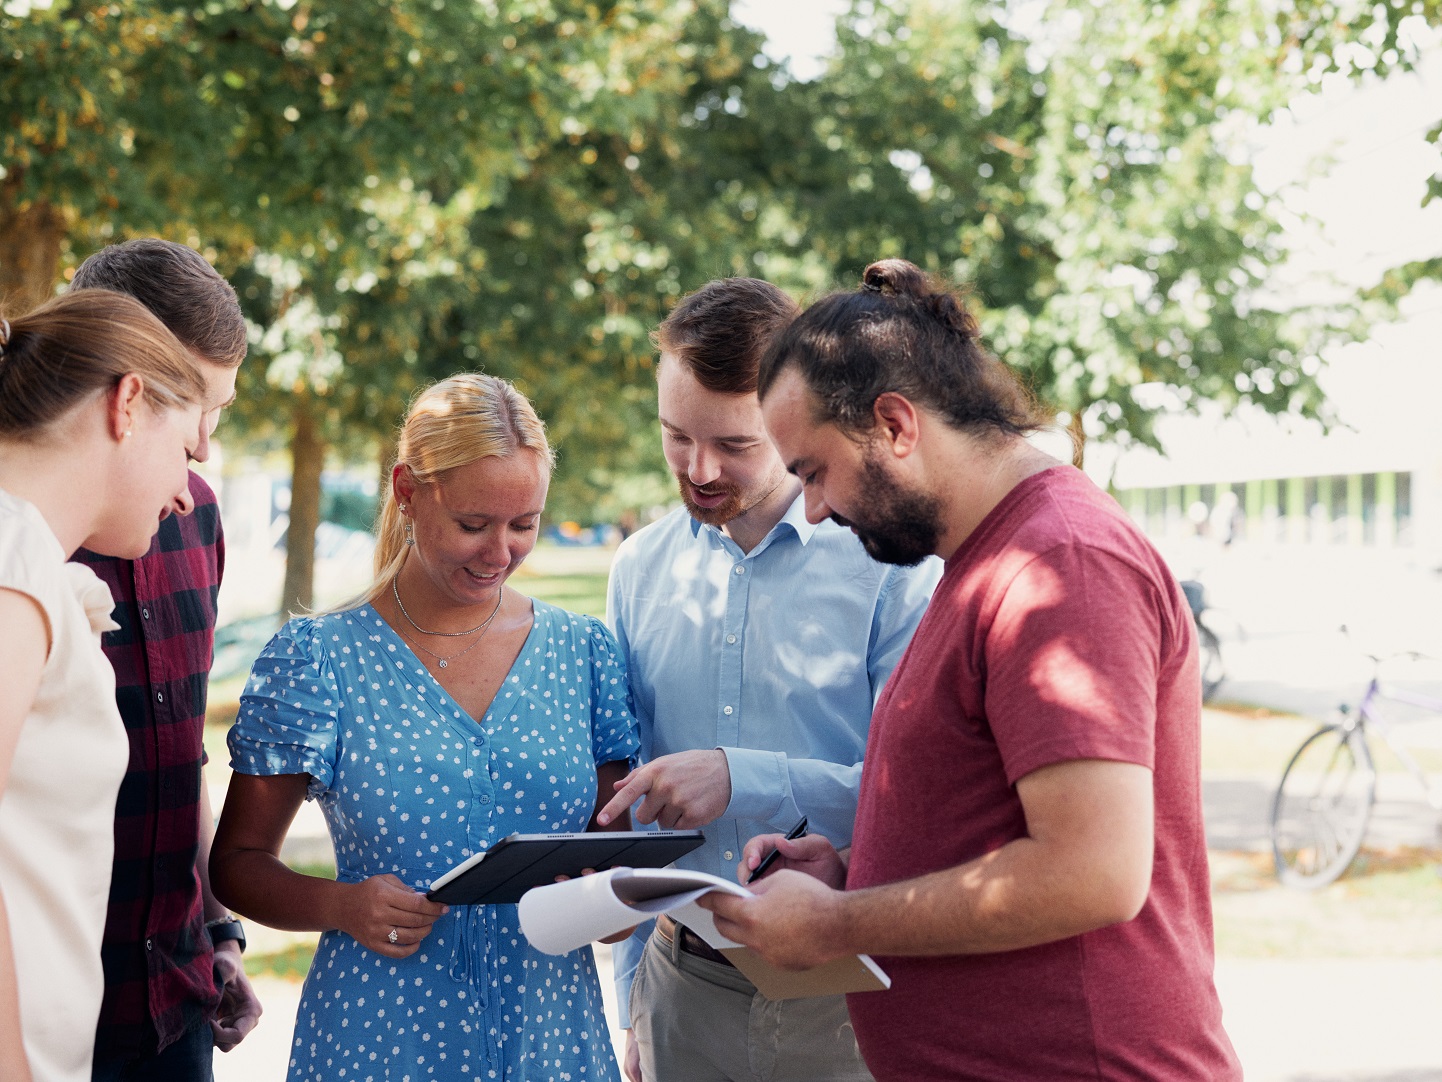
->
xmin=688 ymin=489 xmax=819 ymax=549
xmin=777 ymin=491 xmax=820 ymax=545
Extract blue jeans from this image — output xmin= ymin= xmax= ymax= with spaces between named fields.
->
xmin=92 ymin=1021 xmax=214 ymax=1082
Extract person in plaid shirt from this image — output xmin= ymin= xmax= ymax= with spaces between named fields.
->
xmin=70 ymin=240 xmax=262 ymax=1080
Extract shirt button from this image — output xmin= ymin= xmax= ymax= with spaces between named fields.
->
xmin=723 ymin=850 xmax=734 ymax=861
xmin=145 ymin=938 xmax=153 ymax=951
xmin=155 ymin=692 xmax=164 ymax=703
xmin=733 ymin=565 xmax=745 ymax=575
xmin=723 ymin=706 xmax=733 ymax=716
xmin=726 ymin=634 xmax=737 ymax=644
xmin=141 ymin=607 xmax=150 ymax=619
xmin=479 ymin=794 xmax=491 ymax=804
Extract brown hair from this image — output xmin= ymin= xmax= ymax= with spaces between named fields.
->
xmin=758 ymin=259 xmax=1043 ymax=439
xmin=655 ymin=278 xmax=800 ymax=395
xmin=71 ymin=238 xmax=247 ymax=367
xmin=0 ymin=289 xmax=207 ymax=438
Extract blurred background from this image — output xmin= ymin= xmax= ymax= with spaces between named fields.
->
xmin=5 ymin=1 xmax=1442 ymax=1078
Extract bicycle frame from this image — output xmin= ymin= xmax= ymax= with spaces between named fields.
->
xmin=1271 ymin=649 xmax=1442 ymax=888
xmin=1354 ymin=676 xmax=1442 ymax=812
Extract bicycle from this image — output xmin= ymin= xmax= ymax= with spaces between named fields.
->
xmin=1180 ymin=579 xmax=1225 ymax=703
xmin=1269 ymin=640 xmax=1442 ymax=889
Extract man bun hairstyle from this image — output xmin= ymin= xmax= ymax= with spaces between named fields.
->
xmin=655 ymin=277 xmax=800 ymax=395
xmin=758 ymin=258 xmax=1043 ymax=440
xmin=71 ymin=238 xmax=247 ymax=367
xmin=0 ymin=289 xmax=206 ymax=438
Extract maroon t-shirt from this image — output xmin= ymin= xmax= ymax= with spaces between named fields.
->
xmin=846 ymin=466 xmax=1239 ymax=1081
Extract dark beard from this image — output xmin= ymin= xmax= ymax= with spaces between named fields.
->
xmin=831 ymin=455 xmax=941 ymax=566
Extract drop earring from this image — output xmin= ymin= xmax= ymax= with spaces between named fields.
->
xmin=401 ymin=507 xmax=415 ymax=547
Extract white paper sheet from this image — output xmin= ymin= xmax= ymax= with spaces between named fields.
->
xmin=518 ymin=867 xmax=753 ymax=955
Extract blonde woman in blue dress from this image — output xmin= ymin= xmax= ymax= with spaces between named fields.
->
xmin=212 ymin=374 xmax=639 ymax=1080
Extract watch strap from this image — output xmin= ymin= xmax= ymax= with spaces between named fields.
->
xmin=206 ymin=917 xmax=246 ymax=953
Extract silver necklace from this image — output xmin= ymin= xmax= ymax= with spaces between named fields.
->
xmin=392 ymin=573 xmax=503 ymax=637
xmin=391 ymin=578 xmax=504 ymax=670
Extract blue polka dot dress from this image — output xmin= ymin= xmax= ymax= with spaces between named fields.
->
xmin=228 ymin=600 xmax=639 ymax=1081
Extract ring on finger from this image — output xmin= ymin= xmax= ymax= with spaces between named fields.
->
xmin=387 ymin=928 xmax=399 ymax=944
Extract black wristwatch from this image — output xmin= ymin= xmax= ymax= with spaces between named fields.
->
xmin=206 ymin=916 xmax=246 ymax=953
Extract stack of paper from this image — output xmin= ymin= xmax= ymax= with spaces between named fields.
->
xmin=518 ymin=867 xmax=890 ymax=1000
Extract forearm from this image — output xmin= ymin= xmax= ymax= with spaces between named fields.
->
xmin=196 ymin=773 xmax=232 ymax=923
xmin=211 ymin=847 xmax=351 ymax=934
xmin=830 ymin=835 xmax=1146 ymax=958
xmin=0 ymin=889 xmax=33 ymax=1082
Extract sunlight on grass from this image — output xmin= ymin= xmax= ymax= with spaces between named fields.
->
xmin=1201 ymin=705 xmax=1322 ymax=776
xmin=1212 ymin=847 xmax=1442 ymax=959
xmin=247 ymin=943 xmax=317 ymax=982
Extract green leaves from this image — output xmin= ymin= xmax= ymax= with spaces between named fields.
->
xmin=4 ymin=0 xmax=1431 ymax=515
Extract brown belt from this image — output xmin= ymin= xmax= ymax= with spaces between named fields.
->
xmin=657 ymin=912 xmax=735 ymax=969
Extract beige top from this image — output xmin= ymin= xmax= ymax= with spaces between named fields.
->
xmin=0 ymin=488 xmax=127 ymax=1082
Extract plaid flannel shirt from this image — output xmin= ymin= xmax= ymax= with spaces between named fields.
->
xmin=72 ymin=472 xmax=225 ymax=1061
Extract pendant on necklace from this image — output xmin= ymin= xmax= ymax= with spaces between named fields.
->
xmin=438 ymin=659 xmax=448 ymax=668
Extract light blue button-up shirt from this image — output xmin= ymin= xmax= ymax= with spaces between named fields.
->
xmin=606 ymin=494 xmax=941 ymax=1024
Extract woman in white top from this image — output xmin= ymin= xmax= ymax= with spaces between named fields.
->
xmin=0 ymin=290 xmax=206 ymax=1082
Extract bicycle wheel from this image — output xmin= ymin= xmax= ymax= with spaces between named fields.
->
xmin=1197 ymin=622 xmax=1224 ymax=702
xmin=1270 ymin=723 xmax=1376 ymax=889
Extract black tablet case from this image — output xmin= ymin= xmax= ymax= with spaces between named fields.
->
xmin=425 ymin=830 xmax=706 ymax=905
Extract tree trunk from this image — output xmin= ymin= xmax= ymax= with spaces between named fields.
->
xmin=282 ymin=389 xmax=325 ymax=616
xmin=0 ymin=179 xmax=65 ymax=316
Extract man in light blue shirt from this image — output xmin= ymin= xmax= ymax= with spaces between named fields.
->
xmin=595 ymin=278 xmax=939 ymax=1082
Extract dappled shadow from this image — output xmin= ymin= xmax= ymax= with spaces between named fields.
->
xmin=1204 ymin=778 xmax=1441 ymax=853
xmin=1204 ymin=777 xmax=1274 ymax=849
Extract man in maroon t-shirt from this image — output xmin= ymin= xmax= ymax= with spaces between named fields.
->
xmin=700 ymin=259 xmax=1240 ymax=1080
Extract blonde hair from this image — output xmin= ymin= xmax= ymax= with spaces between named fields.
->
xmin=356 ymin=373 xmax=554 ymax=607
xmin=0 ymin=289 xmax=206 ymax=438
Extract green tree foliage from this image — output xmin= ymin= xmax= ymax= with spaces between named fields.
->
xmin=4 ymin=0 xmax=1432 ymax=609
xmin=723 ymin=0 xmax=1372 ymax=453
xmin=3 ymin=0 xmax=692 ymax=610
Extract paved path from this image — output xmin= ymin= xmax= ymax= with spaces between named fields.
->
xmin=1204 ymin=773 xmax=1441 ymax=851
xmin=1218 ymin=958 xmax=1442 ymax=1081
xmin=215 ymin=947 xmax=626 ymax=1081
xmin=218 ymin=953 xmax=1442 ymax=1081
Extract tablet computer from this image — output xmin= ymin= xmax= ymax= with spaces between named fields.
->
xmin=426 ymin=830 xmax=706 ymax=905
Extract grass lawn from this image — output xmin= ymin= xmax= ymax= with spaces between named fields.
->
xmin=1200 ymin=702 xmax=1320 ymax=776
xmin=1212 ymin=847 xmax=1442 ymax=958
xmin=1202 ymin=703 xmax=1442 ymax=959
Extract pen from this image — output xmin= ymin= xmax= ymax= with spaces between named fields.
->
xmin=747 ymin=815 xmax=808 ymax=884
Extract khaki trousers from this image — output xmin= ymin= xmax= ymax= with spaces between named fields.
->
xmin=629 ymin=923 xmax=874 ymax=1082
